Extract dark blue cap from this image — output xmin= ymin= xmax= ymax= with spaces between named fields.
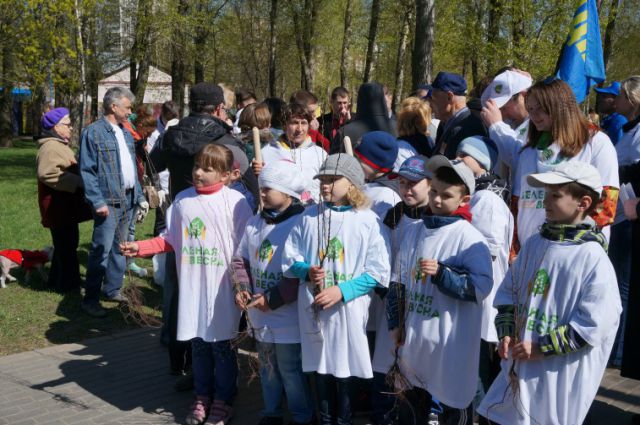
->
xmin=398 ymin=155 xmax=432 ymax=182
xmin=355 ymin=131 xmax=399 ymax=173
xmin=594 ymin=81 xmax=621 ymax=96
xmin=431 ymin=72 xmax=467 ymax=96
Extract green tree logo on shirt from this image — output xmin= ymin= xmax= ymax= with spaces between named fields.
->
xmin=320 ymin=237 xmax=344 ymax=264
xmin=412 ymin=257 xmax=427 ymax=284
xmin=257 ymin=239 xmax=274 ymax=263
xmin=185 ymin=217 xmax=206 ymax=240
xmin=528 ymin=269 xmax=550 ymax=298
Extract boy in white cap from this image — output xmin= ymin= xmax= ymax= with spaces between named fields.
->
xmin=232 ymin=160 xmax=314 ymax=425
xmin=455 ymin=136 xmax=514 ymax=414
xmin=389 ymin=155 xmax=493 ymax=425
xmin=478 ymin=161 xmax=621 ymax=425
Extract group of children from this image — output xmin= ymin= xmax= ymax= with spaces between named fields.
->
xmin=120 ymin=100 xmax=622 ymax=425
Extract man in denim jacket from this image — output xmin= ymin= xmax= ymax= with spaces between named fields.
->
xmin=79 ymin=87 xmax=148 ymax=318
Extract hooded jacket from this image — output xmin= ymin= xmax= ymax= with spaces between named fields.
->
xmin=331 ymin=82 xmax=396 ymax=154
xmin=150 ymin=112 xmax=258 ymax=201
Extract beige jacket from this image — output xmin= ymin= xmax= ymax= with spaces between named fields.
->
xmin=36 ymin=137 xmax=83 ymax=193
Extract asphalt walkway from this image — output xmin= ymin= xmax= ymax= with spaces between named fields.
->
xmin=0 ymin=328 xmax=638 ymax=424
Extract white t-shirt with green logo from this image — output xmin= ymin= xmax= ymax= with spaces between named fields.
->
xmin=396 ymin=219 xmax=493 ymax=408
xmin=283 ymin=205 xmax=391 ymax=379
xmin=163 ymin=186 xmax=253 ymax=342
xmin=372 ymin=213 xmax=423 ymax=374
xmin=470 ymin=189 xmax=514 ymax=343
xmin=237 ymin=213 xmax=301 ymax=343
xmin=478 ymin=234 xmax=621 ymax=425
xmin=512 ymin=131 xmax=618 ymax=245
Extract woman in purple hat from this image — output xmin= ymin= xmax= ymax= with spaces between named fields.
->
xmin=36 ymin=107 xmax=91 ymax=292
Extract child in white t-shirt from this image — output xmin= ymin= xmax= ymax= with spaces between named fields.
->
xmin=121 ymin=144 xmax=252 ymax=425
xmin=373 ymin=155 xmax=432 ymax=423
xmin=282 ymin=153 xmax=391 ymax=424
xmin=388 ymin=155 xmax=493 ymax=425
xmin=232 ymin=160 xmax=313 ymax=425
xmin=478 ymin=162 xmax=622 ymax=425
xmin=253 ymin=102 xmax=327 ymax=204
xmin=455 ymin=136 xmax=514 ymax=411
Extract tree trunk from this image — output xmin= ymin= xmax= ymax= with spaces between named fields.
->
xmin=412 ymin=0 xmax=435 ymax=89
xmin=363 ymin=0 xmax=381 ymax=83
xmin=130 ymin=0 xmax=152 ymax=106
xmin=487 ymin=0 xmax=503 ymax=74
xmin=172 ymin=0 xmax=189 ymax=116
xmin=290 ymin=0 xmax=319 ymax=92
xmin=340 ymin=0 xmax=353 ymax=89
xmin=0 ymin=44 xmax=13 ymax=148
xmin=268 ymin=0 xmax=278 ymax=97
xmin=602 ymin=0 xmax=623 ymax=72
xmin=393 ymin=7 xmax=412 ymax=109
xmin=193 ymin=0 xmax=208 ymax=84
xmin=512 ymin=0 xmax=525 ymax=64
xmin=86 ymin=10 xmax=100 ymax=121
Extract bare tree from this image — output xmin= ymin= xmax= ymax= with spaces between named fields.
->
xmin=412 ymin=0 xmax=435 ymax=89
xmin=340 ymin=0 xmax=353 ymax=89
xmin=363 ymin=0 xmax=381 ymax=83
xmin=268 ymin=0 xmax=278 ymax=97
xmin=487 ymin=0 xmax=503 ymax=73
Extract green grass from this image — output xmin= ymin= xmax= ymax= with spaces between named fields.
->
xmin=0 ymin=138 xmax=162 ymax=356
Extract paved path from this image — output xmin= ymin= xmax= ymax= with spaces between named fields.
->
xmin=0 ymin=328 xmax=638 ymax=424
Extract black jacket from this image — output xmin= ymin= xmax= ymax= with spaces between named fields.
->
xmin=434 ymin=106 xmax=488 ymax=159
xmin=150 ymin=113 xmax=258 ymax=201
xmin=332 ymin=82 xmax=396 ymax=154
xmin=319 ymin=111 xmax=354 ymax=142
xmin=399 ymin=133 xmax=435 ymax=157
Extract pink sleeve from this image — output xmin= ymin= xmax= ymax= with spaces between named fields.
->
xmin=136 ymin=236 xmax=174 ymax=257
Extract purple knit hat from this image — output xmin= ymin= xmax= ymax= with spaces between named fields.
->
xmin=41 ymin=107 xmax=70 ymax=130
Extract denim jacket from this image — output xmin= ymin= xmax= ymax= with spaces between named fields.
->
xmin=79 ymin=117 xmax=145 ymax=210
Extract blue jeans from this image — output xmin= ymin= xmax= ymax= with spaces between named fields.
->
xmin=315 ymin=373 xmax=356 ymax=425
xmin=191 ymin=338 xmax=237 ymax=403
xmin=83 ymin=195 xmax=134 ymax=304
xmin=257 ymin=341 xmax=313 ymax=422
xmin=609 ymin=221 xmax=632 ymax=366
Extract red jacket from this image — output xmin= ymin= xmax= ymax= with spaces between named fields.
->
xmin=308 ymin=129 xmax=330 ymax=152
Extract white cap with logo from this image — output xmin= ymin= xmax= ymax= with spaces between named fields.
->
xmin=527 ymin=161 xmax=603 ymax=195
xmin=481 ymin=70 xmax=533 ymax=109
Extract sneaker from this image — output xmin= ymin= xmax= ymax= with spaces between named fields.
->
xmin=127 ymin=261 xmax=148 ymax=277
xmin=186 ymin=396 xmax=210 ymax=425
xmin=104 ymin=291 xmax=128 ymax=303
xmin=81 ymin=302 xmax=107 ymax=318
xmin=205 ymin=399 xmax=233 ymax=425
xmin=259 ymin=417 xmax=283 ymax=425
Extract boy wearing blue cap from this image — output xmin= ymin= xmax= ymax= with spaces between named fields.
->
xmin=455 ymin=137 xmax=514 ymax=414
xmin=371 ymin=155 xmax=432 ymax=423
xmin=595 ymin=81 xmax=628 ymax=146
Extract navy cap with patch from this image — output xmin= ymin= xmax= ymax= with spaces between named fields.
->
xmin=397 ymin=155 xmax=432 ymax=182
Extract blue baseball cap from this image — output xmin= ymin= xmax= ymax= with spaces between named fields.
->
xmin=594 ymin=81 xmax=621 ymax=96
xmin=398 ymin=155 xmax=432 ymax=182
xmin=431 ymin=72 xmax=467 ymax=96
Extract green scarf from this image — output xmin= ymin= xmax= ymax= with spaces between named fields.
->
xmin=540 ymin=222 xmax=608 ymax=251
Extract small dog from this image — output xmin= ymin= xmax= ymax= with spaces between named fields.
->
xmin=0 ymin=247 xmax=53 ymax=288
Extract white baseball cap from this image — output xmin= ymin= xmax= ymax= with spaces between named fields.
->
xmin=481 ymin=70 xmax=533 ymax=109
xmin=527 ymin=161 xmax=603 ymax=195
xmin=427 ymin=155 xmax=476 ymax=196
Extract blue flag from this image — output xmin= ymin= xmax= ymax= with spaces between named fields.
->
xmin=555 ymin=0 xmax=605 ymax=104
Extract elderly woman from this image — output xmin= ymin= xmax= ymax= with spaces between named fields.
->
xmin=36 ymin=107 xmax=91 ymax=292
